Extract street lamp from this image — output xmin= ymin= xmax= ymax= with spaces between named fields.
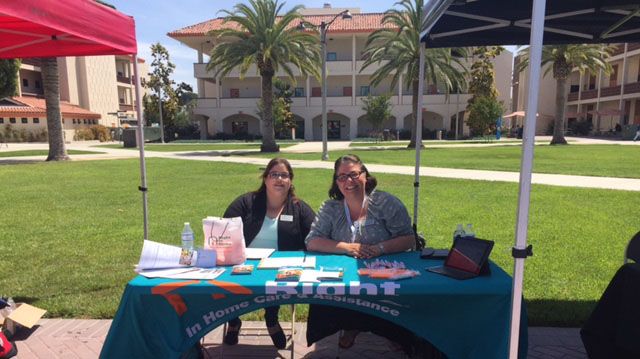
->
xmin=299 ymin=10 xmax=352 ymax=160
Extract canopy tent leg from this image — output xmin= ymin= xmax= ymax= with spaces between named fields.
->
xmin=133 ymin=55 xmax=149 ymax=241
xmin=413 ymin=44 xmax=426 ymax=242
xmin=509 ymin=0 xmax=546 ymax=357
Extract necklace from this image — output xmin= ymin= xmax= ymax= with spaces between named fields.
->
xmin=344 ymin=196 xmax=368 ymax=243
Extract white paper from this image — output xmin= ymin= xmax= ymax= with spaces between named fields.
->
xmin=138 ymin=267 xmax=225 ymax=279
xmin=257 ymin=256 xmax=316 ymax=269
xmin=299 ymin=269 xmax=343 ymax=283
xmin=245 ymin=248 xmax=276 ymax=259
xmin=136 ymin=240 xmax=193 ymax=272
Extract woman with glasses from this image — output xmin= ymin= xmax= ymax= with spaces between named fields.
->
xmin=222 ymin=158 xmax=315 ymax=349
xmin=305 ymin=154 xmax=416 ymax=353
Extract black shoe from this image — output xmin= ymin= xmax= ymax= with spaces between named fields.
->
xmin=223 ymin=320 xmax=242 ymax=346
xmin=267 ymin=322 xmax=287 ymax=349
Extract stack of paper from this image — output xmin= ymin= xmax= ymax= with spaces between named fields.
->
xmin=139 ymin=267 xmax=225 ymax=280
xmin=257 ymin=256 xmax=316 ymax=269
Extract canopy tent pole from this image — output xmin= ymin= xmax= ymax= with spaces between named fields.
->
xmin=509 ymin=0 xmax=546 ymax=357
xmin=412 ymin=44 xmax=426 ymax=238
xmin=132 ymin=54 xmax=149 ymax=241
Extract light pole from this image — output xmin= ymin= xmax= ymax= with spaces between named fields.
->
xmin=300 ymin=10 xmax=352 ymax=160
xmin=157 ymin=85 xmax=165 ymax=143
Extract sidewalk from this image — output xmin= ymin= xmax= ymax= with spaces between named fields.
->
xmin=12 ymin=319 xmax=586 ymax=358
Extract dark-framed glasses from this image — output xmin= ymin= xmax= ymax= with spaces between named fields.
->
xmin=336 ymin=171 xmax=363 ymax=183
xmin=268 ymin=171 xmax=291 ymax=180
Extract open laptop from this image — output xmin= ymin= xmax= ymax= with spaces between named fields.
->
xmin=427 ymin=236 xmax=494 ymax=280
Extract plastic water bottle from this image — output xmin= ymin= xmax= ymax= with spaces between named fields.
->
xmin=181 ymin=222 xmax=195 ymax=251
xmin=453 ymin=224 xmax=465 ymax=240
xmin=464 ymin=223 xmax=475 ymax=238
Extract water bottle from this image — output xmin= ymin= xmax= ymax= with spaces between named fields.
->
xmin=181 ymin=222 xmax=195 ymax=251
xmin=464 ymin=223 xmax=475 ymax=238
xmin=453 ymin=224 xmax=465 ymax=240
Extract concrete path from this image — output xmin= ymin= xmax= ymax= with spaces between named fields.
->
xmin=10 ymin=319 xmax=586 ymax=358
xmin=1 ymin=139 xmax=638 ymax=191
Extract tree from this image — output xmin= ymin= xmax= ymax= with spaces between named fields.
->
xmin=516 ymin=44 xmax=614 ymax=145
xmin=360 ymin=0 xmax=467 ymax=148
xmin=207 ymin=0 xmax=321 ymax=152
xmin=41 ymin=58 xmax=70 ymax=161
xmin=0 ymin=59 xmax=21 ymax=99
xmin=273 ymin=79 xmax=295 ymax=138
xmin=144 ymin=43 xmax=179 ymax=142
xmin=361 ymin=94 xmax=393 ymax=140
xmin=468 ymin=46 xmax=504 ymax=105
xmin=466 ymin=96 xmax=503 ymax=136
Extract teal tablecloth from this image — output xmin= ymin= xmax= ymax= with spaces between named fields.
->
xmin=100 ymin=252 xmax=527 ymax=358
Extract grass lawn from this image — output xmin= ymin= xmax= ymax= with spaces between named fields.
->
xmin=253 ymin=144 xmax=639 ymax=178
xmin=96 ymin=143 xmax=294 ymax=152
xmin=0 ymin=150 xmax=103 ymax=157
xmin=0 ymin=159 xmax=638 ymax=326
xmin=348 ymin=139 xmax=537 ymax=147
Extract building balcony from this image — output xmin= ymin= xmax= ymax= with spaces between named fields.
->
xmin=326 ymin=61 xmax=353 ymax=75
xmin=599 ymin=85 xmax=621 ymax=97
xmin=624 ymin=81 xmax=640 ymax=94
xmin=117 ymin=75 xmax=131 ymax=84
xmin=309 ymin=96 xmax=353 ymax=106
xmin=21 ymin=89 xmax=44 ymax=97
xmin=291 ymin=97 xmax=307 ymax=107
xmin=567 ymin=92 xmax=579 ymax=101
xmin=119 ymin=104 xmax=133 ymax=112
xmin=355 ymin=60 xmax=390 ymax=75
xmin=219 ymin=97 xmax=260 ymax=108
xmin=610 ymin=44 xmax=625 ymax=56
xmin=581 ymin=89 xmax=598 ymax=100
xmin=628 ymin=43 xmax=640 ymax=52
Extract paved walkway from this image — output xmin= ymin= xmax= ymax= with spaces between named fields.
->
xmin=11 ymin=319 xmax=586 ymax=358
xmin=1 ymin=138 xmax=638 ymax=191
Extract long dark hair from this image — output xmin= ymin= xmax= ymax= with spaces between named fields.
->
xmin=328 ymin=154 xmax=377 ymax=200
xmin=256 ymin=157 xmax=297 ymax=202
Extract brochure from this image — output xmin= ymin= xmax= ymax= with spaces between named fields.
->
xmin=136 ymin=240 xmax=192 ymax=272
xmin=299 ymin=268 xmax=344 ymax=283
xmin=232 ymin=264 xmax=254 ymax=275
xmin=245 ymin=248 xmax=276 ymax=259
xmin=138 ymin=267 xmax=225 ymax=280
xmin=275 ymin=267 xmax=303 ymax=281
xmin=257 ymin=256 xmax=316 ymax=269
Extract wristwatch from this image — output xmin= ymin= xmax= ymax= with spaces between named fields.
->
xmin=377 ymin=242 xmax=385 ymax=254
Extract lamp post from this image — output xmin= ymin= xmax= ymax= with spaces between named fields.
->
xmin=300 ymin=10 xmax=351 ymax=160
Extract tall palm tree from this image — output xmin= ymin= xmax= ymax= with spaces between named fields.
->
xmin=361 ymin=0 xmax=467 ymax=148
xmin=517 ymin=44 xmax=614 ymax=145
xmin=207 ymin=0 xmax=321 ymax=152
xmin=41 ymin=58 xmax=69 ymax=161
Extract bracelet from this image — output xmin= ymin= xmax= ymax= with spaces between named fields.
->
xmin=377 ymin=242 xmax=385 ymax=254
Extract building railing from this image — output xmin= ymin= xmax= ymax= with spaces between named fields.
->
xmin=623 ymin=81 xmax=640 ymax=94
xmin=599 ymin=85 xmax=621 ymax=97
xmin=627 ymin=43 xmax=640 ymax=52
xmin=117 ymin=75 xmax=131 ymax=84
xmin=580 ymin=89 xmax=598 ymax=100
xmin=567 ymin=92 xmax=579 ymax=101
xmin=119 ymin=104 xmax=133 ymax=112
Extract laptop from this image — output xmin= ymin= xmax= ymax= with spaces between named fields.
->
xmin=427 ymin=236 xmax=494 ymax=280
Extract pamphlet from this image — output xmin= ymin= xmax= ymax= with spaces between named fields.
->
xmin=257 ymin=256 xmax=316 ymax=269
xmin=299 ymin=268 xmax=344 ymax=282
xmin=245 ymin=248 xmax=276 ymax=259
xmin=138 ymin=267 xmax=225 ymax=280
xmin=136 ymin=240 xmax=192 ymax=272
xmin=275 ymin=267 xmax=303 ymax=281
xmin=232 ymin=264 xmax=254 ymax=275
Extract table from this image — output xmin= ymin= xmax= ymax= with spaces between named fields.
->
xmin=100 ymin=252 xmax=527 ymax=359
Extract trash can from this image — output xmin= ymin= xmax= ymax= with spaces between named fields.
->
xmin=123 ymin=128 xmax=137 ymax=148
xmin=436 ymin=130 xmax=443 ymax=140
xmin=383 ymin=129 xmax=391 ymax=141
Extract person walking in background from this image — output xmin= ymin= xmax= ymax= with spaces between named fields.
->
xmin=633 ymin=124 xmax=640 ymax=141
xmin=222 ymin=158 xmax=316 ymax=349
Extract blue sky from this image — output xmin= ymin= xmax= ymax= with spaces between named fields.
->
xmin=109 ymin=1 xmax=515 ymax=88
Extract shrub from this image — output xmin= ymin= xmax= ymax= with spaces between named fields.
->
xmin=89 ymin=125 xmax=112 ymax=142
xmin=74 ymin=128 xmax=94 ymax=141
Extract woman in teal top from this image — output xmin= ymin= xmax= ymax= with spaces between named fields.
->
xmin=222 ymin=158 xmax=315 ymax=349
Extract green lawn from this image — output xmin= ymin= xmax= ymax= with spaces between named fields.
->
xmin=0 ymin=158 xmax=638 ymax=326
xmin=96 ymin=143 xmax=294 ymax=152
xmin=255 ymin=144 xmax=638 ymax=178
xmin=0 ymin=149 xmax=103 ymax=157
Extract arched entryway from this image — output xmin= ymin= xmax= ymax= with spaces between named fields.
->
xmin=356 ymin=115 xmax=396 ymax=138
xmin=221 ymin=114 xmax=260 ymax=137
xmin=311 ymin=112 xmax=350 ymax=140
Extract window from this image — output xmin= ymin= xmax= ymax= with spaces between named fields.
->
xmin=231 ymin=121 xmax=248 ymax=134
xmin=230 ymin=88 xmax=240 ymax=98
xmin=72 ymin=119 xmax=76 ymax=124
xmin=119 ymin=98 xmax=125 ymax=104
xmin=311 ymin=87 xmax=321 ymax=97
xmin=570 ymin=85 xmax=580 ymax=93
xmin=0 ymin=118 xmax=3 ymax=124
xmin=21 ymin=118 xmax=28 ymax=124
xmin=83 ymin=119 xmax=87 ymax=124
xmin=35 ymin=80 xmax=41 ymax=89
xmin=360 ymin=86 xmax=370 ymax=96
xmin=294 ymin=87 xmax=305 ymax=97
xmin=22 ymin=79 xmax=29 ymax=87
xmin=326 ymin=52 xmax=337 ymax=61
xmin=9 ymin=118 xmax=16 ymax=124
xmin=33 ymin=118 xmax=39 ymax=124
xmin=343 ymin=87 xmax=352 ymax=97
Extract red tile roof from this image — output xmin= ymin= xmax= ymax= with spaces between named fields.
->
xmin=168 ymin=13 xmax=396 ymax=38
xmin=0 ymin=97 xmax=101 ymax=119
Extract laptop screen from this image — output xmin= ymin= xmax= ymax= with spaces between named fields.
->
xmin=445 ymin=237 xmax=492 ymax=274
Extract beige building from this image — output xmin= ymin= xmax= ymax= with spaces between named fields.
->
xmin=2 ymin=55 xmax=148 ymax=140
xmin=513 ymin=43 xmax=640 ymax=135
xmin=168 ymin=4 xmax=513 ymax=140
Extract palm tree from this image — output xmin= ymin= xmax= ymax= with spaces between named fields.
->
xmin=41 ymin=58 xmax=69 ymax=161
xmin=361 ymin=0 xmax=467 ymax=148
xmin=207 ymin=0 xmax=321 ymax=152
xmin=517 ymin=44 xmax=614 ymax=145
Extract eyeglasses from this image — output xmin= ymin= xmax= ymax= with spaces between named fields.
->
xmin=336 ymin=171 xmax=364 ymax=183
xmin=268 ymin=171 xmax=291 ymax=180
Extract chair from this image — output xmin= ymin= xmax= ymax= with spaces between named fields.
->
xmin=624 ymin=230 xmax=640 ymax=264
xmin=204 ymin=304 xmax=296 ymax=359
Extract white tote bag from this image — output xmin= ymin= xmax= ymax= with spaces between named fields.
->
xmin=202 ymin=216 xmax=246 ymax=265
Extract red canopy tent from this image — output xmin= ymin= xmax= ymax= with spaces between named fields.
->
xmin=0 ymin=0 xmax=150 ymax=239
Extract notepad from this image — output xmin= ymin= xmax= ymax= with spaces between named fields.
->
xmin=299 ymin=269 xmax=344 ymax=282
xmin=245 ymin=248 xmax=276 ymax=259
xmin=257 ymin=256 xmax=316 ymax=269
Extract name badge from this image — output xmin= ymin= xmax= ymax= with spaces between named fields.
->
xmin=280 ymin=214 xmax=293 ymax=222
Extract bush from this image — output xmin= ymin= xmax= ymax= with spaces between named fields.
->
xmin=398 ymin=129 xmax=412 ymax=140
xmin=567 ymin=120 xmax=593 ymax=136
xmin=74 ymin=128 xmax=94 ymax=141
xmin=89 ymin=125 xmax=112 ymax=142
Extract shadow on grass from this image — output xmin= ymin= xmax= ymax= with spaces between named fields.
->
xmin=175 ymin=150 xmax=260 ymax=157
xmin=526 ymin=299 xmax=597 ymax=327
